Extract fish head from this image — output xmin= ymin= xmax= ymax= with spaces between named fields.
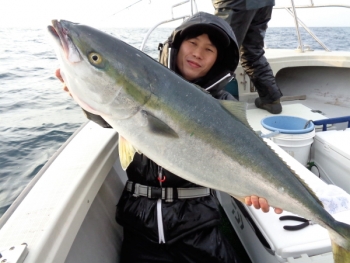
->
xmin=48 ymin=20 xmax=151 ymax=120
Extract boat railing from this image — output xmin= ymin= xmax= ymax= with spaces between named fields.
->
xmin=141 ymin=0 xmax=349 ymax=53
xmin=313 ymin=116 xmax=350 ymax=131
xmin=140 ymin=0 xmax=198 ymax=51
xmin=275 ymin=0 xmax=350 ymax=52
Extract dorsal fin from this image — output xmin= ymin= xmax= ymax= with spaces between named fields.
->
xmin=219 ymin=100 xmax=252 ymax=129
xmin=193 ymin=84 xmax=211 ymax=94
xmin=264 ymin=138 xmax=324 ymax=208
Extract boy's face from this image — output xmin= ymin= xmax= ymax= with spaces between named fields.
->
xmin=176 ymin=34 xmax=218 ymax=81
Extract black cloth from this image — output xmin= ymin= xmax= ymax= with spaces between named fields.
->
xmin=213 ymin=0 xmax=282 ymax=102
xmin=120 ymin=228 xmax=238 ymax=263
xmin=117 ymin=191 xmax=222 ymax=244
xmin=83 ymin=12 xmax=241 ymax=263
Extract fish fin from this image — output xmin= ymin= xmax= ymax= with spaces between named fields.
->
xmin=118 ymin=135 xmax=137 ymax=170
xmin=331 ymin=236 xmax=350 ymax=263
xmin=81 ymin=108 xmax=112 ymax=128
xmin=142 ymin=110 xmax=179 ymax=138
xmin=193 ymin=84 xmax=211 ymax=94
xmin=297 ymin=174 xmax=324 ymax=207
xmin=255 ymin=130 xmax=263 ymax=137
xmin=219 ymin=100 xmax=252 ymax=129
xmin=231 ymin=195 xmax=246 ymax=204
xmin=265 ymin=139 xmax=324 ymax=208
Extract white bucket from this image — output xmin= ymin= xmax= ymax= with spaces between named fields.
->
xmin=261 ymin=116 xmax=316 ymax=166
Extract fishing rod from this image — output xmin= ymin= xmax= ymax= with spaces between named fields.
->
xmin=111 ymin=0 xmax=151 ymax=17
xmin=93 ymin=0 xmax=150 ymax=25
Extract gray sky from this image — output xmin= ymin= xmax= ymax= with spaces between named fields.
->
xmin=0 ymin=0 xmax=349 ymax=28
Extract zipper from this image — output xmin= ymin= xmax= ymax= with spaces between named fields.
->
xmin=157 ymin=166 xmax=166 ymax=243
xmin=205 ymin=73 xmax=233 ymax=91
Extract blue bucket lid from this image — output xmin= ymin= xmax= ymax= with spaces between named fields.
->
xmin=261 ymin=115 xmax=314 ymax=134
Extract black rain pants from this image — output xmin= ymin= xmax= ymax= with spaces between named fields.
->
xmin=120 ymin=227 xmax=239 ymax=263
xmin=214 ymin=4 xmax=282 ymax=101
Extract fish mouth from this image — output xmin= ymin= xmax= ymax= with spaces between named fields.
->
xmin=47 ymin=20 xmax=81 ymax=63
xmin=48 ymin=20 xmax=99 ymax=114
xmin=48 ymin=20 xmax=69 ymax=57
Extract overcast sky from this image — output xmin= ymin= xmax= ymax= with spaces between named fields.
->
xmin=0 ymin=0 xmax=349 ymax=29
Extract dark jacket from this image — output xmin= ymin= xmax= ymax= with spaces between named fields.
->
xmin=116 ymin=12 xmax=240 ymax=244
xmin=213 ymin=0 xmax=275 ymax=10
xmin=159 ymin=12 xmax=239 ymax=99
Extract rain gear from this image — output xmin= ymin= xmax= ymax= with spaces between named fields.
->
xmin=158 ymin=12 xmax=239 ymax=100
xmin=117 ymin=12 xmax=240 ymax=263
xmin=213 ymin=0 xmax=275 ymax=10
xmin=80 ymin=11 xmax=240 ymax=263
xmin=213 ymin=0 xmax=282 ymax=102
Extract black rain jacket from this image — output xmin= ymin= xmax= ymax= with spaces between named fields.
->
xmin=116 ymin=12 xmax=240 ymax=244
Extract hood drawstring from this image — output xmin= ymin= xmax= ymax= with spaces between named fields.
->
xmin=157 ymin=166 xmax=166 ymax=243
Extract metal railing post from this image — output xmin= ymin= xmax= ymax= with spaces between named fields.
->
xmin=290 ymin=0 xmax=304 ymax=52
xmin=140 ymin=0 xmax=198 ymax=51
xmin=284 ymin=8 xmax=331 ymax=52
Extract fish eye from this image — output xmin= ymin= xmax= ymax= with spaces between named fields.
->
xmin=88 ymin=52 xmax=102 ymax=65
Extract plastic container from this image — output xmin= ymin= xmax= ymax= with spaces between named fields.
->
xmin=311 ymin=128 xmax=350 ymax=194
xmin=261 ymin=116 xmax=315 ymax=166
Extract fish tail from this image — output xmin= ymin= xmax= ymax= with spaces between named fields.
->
xmin=330 ymin=221 xmax=350 ymax=263
xmin=331 ymin=241 xmax=350 ymax=263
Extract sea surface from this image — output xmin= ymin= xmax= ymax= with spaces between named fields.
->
xmin=0 ymin=26 xmax=350 ymax=218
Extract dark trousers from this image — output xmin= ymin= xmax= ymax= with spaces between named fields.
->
xmin=214 ymin=5 xmax=282 ymax=101
xmin=120 ymin=227 xmax=239 ymax=263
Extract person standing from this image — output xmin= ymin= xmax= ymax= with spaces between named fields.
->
xmin=212 ymin=0 xmax=283 ymax=114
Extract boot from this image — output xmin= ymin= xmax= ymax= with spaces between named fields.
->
xmin=255 ymin=97 xmax=282 ymax=114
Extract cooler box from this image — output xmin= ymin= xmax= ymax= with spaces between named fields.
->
xmin=311 ymin=128 xmax=350 ymax=194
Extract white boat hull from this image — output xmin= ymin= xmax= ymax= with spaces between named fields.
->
xmin=1 ymin=31 xmax=350 ymax=263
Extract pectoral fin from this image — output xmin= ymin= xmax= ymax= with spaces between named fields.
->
xmin=119 ymin=135 xmax=137 ymax=170
xmin=142 ymin=110 xmax=178 ymax=138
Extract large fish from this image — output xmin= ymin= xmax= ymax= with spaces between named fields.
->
xmin=48 ymin=20 xmax=350 ymax=262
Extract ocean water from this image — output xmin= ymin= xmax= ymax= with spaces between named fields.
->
xmin=0 ymin=26 xmax=350 ymax=218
